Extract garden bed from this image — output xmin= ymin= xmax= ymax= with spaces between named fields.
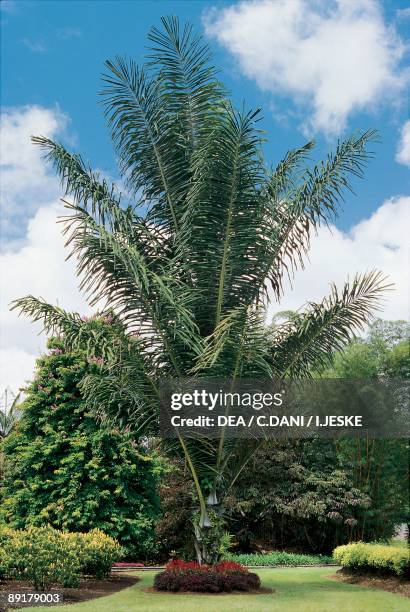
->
xmin=330 ymin=569 xmax=410 ymax=598
xmin=0 ymin=574 xmax=139 ymax=609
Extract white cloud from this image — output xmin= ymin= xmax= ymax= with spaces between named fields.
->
xmin=396 ymin=120 xmax=410 ymax=167
xmin=57 ymin=26 xmax=82 ymax=40
xmin=397 ymin=8 xmax=410 ymax=20
xmin=271 ymin=195 xmax=410 ymax=323
xmin=0 ymin=105 xmax=70 ymax=246
xmin=0 ymin=106 xmax=89 ymax=394
xmin=0 ymin=0 xmax=17 ymax=14
xmin=0 ymin=205 xmax=91 ymax=395
xmin=21 ymin=38 xmax=46 ymax=53
xmin=204 ymin=0 xmax=408 ymax=135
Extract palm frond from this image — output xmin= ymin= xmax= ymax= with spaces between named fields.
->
xmin=270 ymin=271 xmax=391 ymax=377
xmin=269 ymin=140 xmax=315 ymax=199
xmin=180 ymin=104 xmax=266 ymax=332
xmin=262 ymin=130 xmax=377 ymax=300
xmin=32 ymin=136 xmax=171 ymax=267
xmin=147 ymin=15 xmax=224 ymax=150
xmin=11 ymin=297 xmax=129 ymax=360
xmin=101 ymin=58 xmax=182 ymax=233
xmin=192 ymin=308 xmax=272 ymax=379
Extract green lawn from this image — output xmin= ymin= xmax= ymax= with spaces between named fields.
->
xmin=24 ymin=568 xmax=408 ymax=612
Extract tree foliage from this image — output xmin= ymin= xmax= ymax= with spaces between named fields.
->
xmin=0 ymin=319 xmax=160 ymax=558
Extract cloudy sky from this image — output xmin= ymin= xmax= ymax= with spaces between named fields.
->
xmin=1 ymin=0 xmax=409 ymax=393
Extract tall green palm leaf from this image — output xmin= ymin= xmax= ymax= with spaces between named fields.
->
xmin=0 ymin=389 xmax=22 ymax=439
xmin=14 ymin=17 xmax=390 ymax=562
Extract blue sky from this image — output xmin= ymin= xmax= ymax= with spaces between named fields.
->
xmin=1 ymin=0 xmax=409 ymax=232
xmin=1 ymin=0 xmax=409 ymax=393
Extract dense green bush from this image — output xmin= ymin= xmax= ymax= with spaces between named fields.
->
xmin=0 ymin=525 xmax=122 ymax=589
xmin=0 ymin=527 xmax=14 ymax=580
xmin=1 ymin=526 xmax=81 ymax=589
xmin=63 ymin=528 xmax=122 ymax=579
xmin=223 ymin=551 xmax=333 ymax=567
xmin=333 ymin=542 xmax=409 ymax=578
xmin=1 ymin=326 xmax=160 ymax=559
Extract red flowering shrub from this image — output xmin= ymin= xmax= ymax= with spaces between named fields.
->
xmin=155 ymin=571 xmax=220 ymax=592
xmin=214 ymin=560 xmax=248 ymax=574
xmin=218 ymin=572 xmax=261 ymax=592
xmin=154 ymin=559 xmax=260 ymax=592
xmin=166 ymin=559 xmax=206 ymax=573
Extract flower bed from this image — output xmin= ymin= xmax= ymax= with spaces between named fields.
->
xmin=154 ymin=560 xmax=260 ymax=593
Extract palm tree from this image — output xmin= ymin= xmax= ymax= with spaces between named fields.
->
xmin=14 ymin=17 xmax=389 ymax=563
xmin=0 ymin=388 xmax=22 ymax=439
xmin=0 ymin=388 xmax=22 ymax=481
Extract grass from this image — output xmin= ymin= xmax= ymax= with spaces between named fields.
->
xmin=223 ymin=551 xmax=333 ymax=566
xmin=24 ymin=568 xmax=409 ymax=612
xmin=390 ymin=539 xmax=408 ymax=549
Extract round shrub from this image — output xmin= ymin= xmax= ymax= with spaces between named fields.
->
xmin=333 ymin=542 xmax=409 ymax=578
xmin=63 ymin=529 xmax=122 ymax=579
xmin=4 ymin=526 xmax=81 ymax=590
xmin=0 ymin=525 xmax=122 ymax=589
xmin=154 ymin=559 xmax=261 ymax=593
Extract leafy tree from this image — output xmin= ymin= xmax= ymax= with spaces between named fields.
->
xmin=323 ymin=318 xmax=409 ymax=379
xmin=225 ymin=439 xmax=370 ymax=553
xmin=319 ymin=320 xmax=409 ymax=541
xmin=0 ymin=319 xmax=160 ymax=559
xmin=14 ymin=17 xmax=389 ymax=562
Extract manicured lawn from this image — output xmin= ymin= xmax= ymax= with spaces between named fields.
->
xmin=25 ymin=568 xmax=408 ymax=612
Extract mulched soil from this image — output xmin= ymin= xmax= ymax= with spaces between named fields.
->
xmin=329 ymin=570 xmax=410 ymax=598
xmin=0 ymin=574 xmax=139 ymax=610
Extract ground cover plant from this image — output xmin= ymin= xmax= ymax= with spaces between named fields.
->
xmin=0 ymin=525 xmax=121 ymax=590
xmin=223 ymin=551 xmax=333 ymax=566
xmin=333 ymin=542 xmax=410 ymax=578
xmin=14 ymin=15 xmax=389 ymax=563
xmin=20 ymin=568 xmax=410 ymax=612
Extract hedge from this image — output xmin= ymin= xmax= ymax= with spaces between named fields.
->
xmin=223 ymin=551 xmax=333 ymax=567
xmin=0 ymin=526 xmax=122 ymax=589
xmin=333 ymin=542 xmax=409 ymax=578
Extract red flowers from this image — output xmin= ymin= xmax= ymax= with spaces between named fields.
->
xmin=165 ymin=559 xmax=248 ymax=574
xmin=214 ymin=560 xmax=248 ymax=574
